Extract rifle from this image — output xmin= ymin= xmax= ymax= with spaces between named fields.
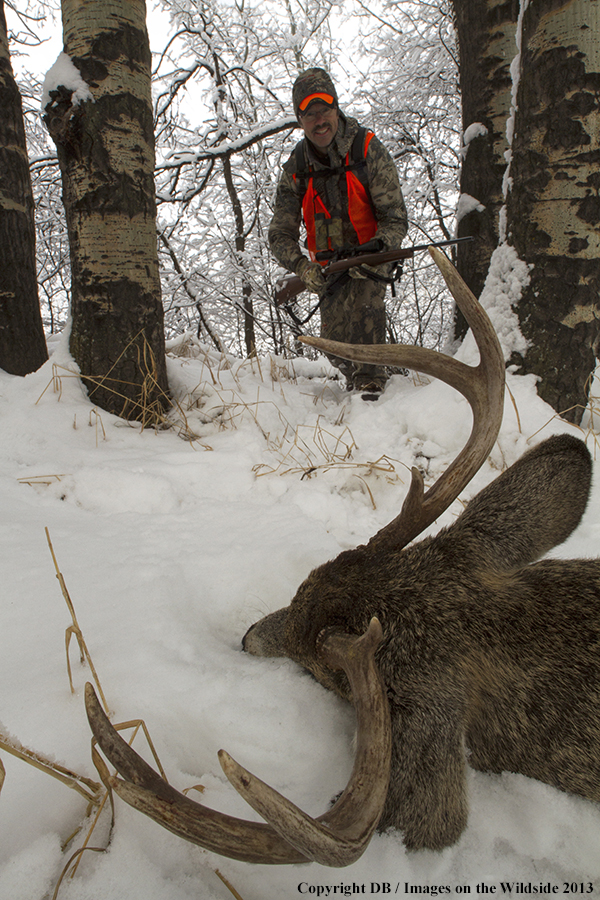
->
xmin=274 ymin=236 xmax=473 ymax=306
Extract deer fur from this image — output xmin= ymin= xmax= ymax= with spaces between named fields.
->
xmin=243 ymin=433 xmax=600 ymax=851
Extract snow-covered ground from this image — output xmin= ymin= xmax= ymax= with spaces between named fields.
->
xmin=1 ymin=320 xmax=600 ymax=899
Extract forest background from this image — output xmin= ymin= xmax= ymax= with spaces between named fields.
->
xmin=6 ymin=0 xmax=460 ymax=360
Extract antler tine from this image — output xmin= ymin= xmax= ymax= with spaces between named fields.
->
xmin=85 ymin=683 xmax=307 ymax=865
xmin=85 ymin=620 xmax=391 ymax=867
xmin=221 ymin=617 xmax=391 ymax=866
xmin=300 ymin=247 xmax=505 ymax=548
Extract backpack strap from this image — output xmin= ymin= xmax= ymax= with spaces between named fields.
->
xmin=293 ymin=138 xmax=310 ymax=191
xmin=347 ymin=126 xmax=374 ymax=206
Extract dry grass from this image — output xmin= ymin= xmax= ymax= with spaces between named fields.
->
xmin=78 ymin=331 xmax=171 ymax=429
xmin=165 ymin=345 xmax=405 ymax=501
xmin=0 ymin=734 xmax=101 ymax=806
xmin=180 ymin=381 xmax=404 ymax=501
xmin=17 ymin=473 xmax=68 ymax=487
xmin=46 ymin=528 xmax=109 ymax=712
xmin=36 ymin=356 xmax=215 ymax=449
xmin=34 ymin=338 xmax=397 ymax=497
xmin=37 ymin=333 xmax=173 ymax=432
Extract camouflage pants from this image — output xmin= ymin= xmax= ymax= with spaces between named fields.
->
xmin=319 ymin=275 xmax=388 ymax=386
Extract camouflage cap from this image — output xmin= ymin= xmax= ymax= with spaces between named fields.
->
xmin=292 ymin=68 xmax=339 ymax=119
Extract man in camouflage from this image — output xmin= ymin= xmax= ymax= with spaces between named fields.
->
xmin=269 ymin=68 xmax=408 ymax=397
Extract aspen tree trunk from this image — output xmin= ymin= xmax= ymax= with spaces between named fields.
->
xmin=45 ymin=0 xmax=168 ymax=422
xmin=0 ymin=0 xmax=48 ymax=375
xmin=507 ymin=0 xmax=600 ymax=424
xmin=452 ymin=0 xmax=519 ymax=337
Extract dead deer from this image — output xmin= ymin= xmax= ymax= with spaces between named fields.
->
xmin=86 ymin=248 xmax=600 ymax=867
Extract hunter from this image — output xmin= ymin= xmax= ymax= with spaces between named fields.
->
xmin=269 ymin=68 xmax=408 ymax=398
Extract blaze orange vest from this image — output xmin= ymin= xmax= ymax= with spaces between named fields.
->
xmin=293 ymin=128 xmax=378 ymax=264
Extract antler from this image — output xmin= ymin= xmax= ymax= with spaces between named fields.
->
xmin=85 ymin=617 xmax=391 ymax=867
xmin=300 ymin=247 xmax=505 ymax=549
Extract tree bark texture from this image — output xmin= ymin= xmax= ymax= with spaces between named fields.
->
xmin=507 ymin=0 xmax=600 ymax=423
xmin=45 ymin=0 xmax=168 ymax=422
xmin=452 ymin=0 xmax=519 ymax=338
xmin=0 ymin=0 xmax=48 ymax=375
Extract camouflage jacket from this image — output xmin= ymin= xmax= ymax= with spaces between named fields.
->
xmin=268 ymin=114 xmax=408 ymax=275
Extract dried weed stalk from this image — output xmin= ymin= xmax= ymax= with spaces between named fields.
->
xmin=45 ymin=527 xmax=110 ymax=713
xmin=0 ymin=734 xmax=101 ymax=806
xmin=36 ymin=363 xmax=78 ymax=404
xmin=171 ymin=352 xmax=404 ymax=496
xmin=18 ymin=473 xmax=68 ymax=487
xmin=36 ymin=335 xmax=172 ymax=431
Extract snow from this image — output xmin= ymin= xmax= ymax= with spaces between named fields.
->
xmin=467 ymin=243 xmax=530 ymax=362
xmin=503 ymin=0 xmax=531 ymax=208
xmin=456 ymin=194 xmax=486 ymax=225
xmin=463 ymin=123 xmax=488 ymax=146
xmin=162 ymin=116 xmax=298 ymax=166
xmin=461 ymin=123 xmax=489 ymax=162
xmin=1 ymin=328 xmax=600 ymax=900
xmin=42 ymin=52 xmax=94 ymax=112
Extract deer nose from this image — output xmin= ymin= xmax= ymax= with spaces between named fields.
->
xmin=241 ymin=623 xmax=255 ymax=651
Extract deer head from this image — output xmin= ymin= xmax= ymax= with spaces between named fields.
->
xmin=86 ymin=249 xmax=599 ymax=863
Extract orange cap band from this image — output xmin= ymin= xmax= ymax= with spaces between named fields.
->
xmin=299 ymin=92 xmax=335 ymax=112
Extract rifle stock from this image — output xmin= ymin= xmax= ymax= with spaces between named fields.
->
xmin=274 ymin=236 xmax=473 ymax=306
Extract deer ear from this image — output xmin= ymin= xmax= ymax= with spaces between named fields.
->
xmin=242 ymin=607 xmax=289 ymax=657
xmin=453 ymin=434 xmax=592 ymax=571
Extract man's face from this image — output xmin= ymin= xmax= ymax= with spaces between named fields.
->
xmin=299 ymin=102 xmax=339 ymax=150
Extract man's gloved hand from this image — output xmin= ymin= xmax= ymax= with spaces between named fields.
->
xmin=349 ymin=262 xmax=381 ymax=280
xmin=348 ymin=238 xmax=386 ymax=279
xmin=296 ymin=258 xmax=327 ymax=294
